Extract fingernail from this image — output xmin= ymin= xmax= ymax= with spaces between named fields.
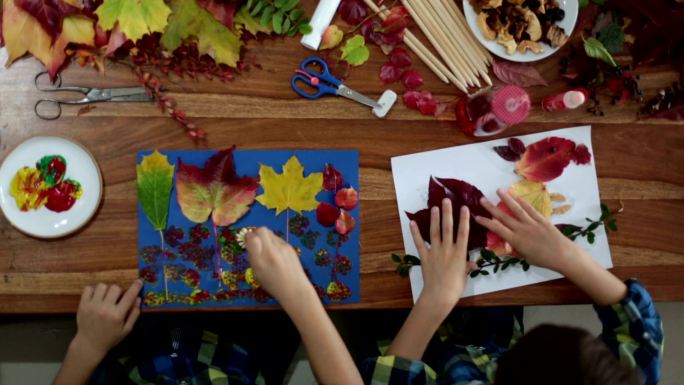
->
xmin=410 ymin=220 xmax=416 ymax=227
xmin=443 ymin=198 xmax=450 ymax=205
xmin=461 ymin=205 xmax=468 ymax=213
xmin=432 ymin=206 xmax=439 ymax=213
xmin=480 ymin=197 xmax=488 ymax=204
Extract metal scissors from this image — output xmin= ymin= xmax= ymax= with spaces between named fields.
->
xmin=290 ymin=57 xmax=396 ymax=118
xmin=34 ymin=71 xmax=153 ymax=120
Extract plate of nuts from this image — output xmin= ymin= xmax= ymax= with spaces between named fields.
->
xmin=463 ymin=0 xmax=578 ymax=62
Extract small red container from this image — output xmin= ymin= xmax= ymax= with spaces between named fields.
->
xmin=456 ymin=85 xmax=531 ymax=137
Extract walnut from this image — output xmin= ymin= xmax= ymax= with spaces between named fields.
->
xmin=523 ymin=9 xmax=542 ymax=41
xmin=497 ymin=32 xmax=517 ymax=54
xmin=477 ymin=12 xmax=497 ymax=40
xmin=547 ymin=25 xmax=568 ymax=48
xmin=518 ymin=40 xmax=544 ymax=54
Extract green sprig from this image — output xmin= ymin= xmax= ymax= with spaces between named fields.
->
xmin=245 ymin=0 xmax=311 ymax=36
xmin=391 ymin=253 xmax=420 ymax=277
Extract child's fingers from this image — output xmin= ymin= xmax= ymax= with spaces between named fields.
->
xmin=117 ymin=280 xmax=143 ymax=316
xmin=454 ymin=206 xmax=470 ymax=256
xmin=429 ymin=206 xmax=441 ymax=245
xmin=80 ymin=285 xmax=94 ymax=307
xmin=474 ymin=216 xmax=514 ymax=241
xmin=123 ymin=297 xmax=141 ymax=334
xmin=103 ymin=284 xmax=123 ymax=306
xmin=93 ymin=283 xmax=108 ymax=302
xmin=497 ymin=189 xmax=533 ymax=223
xmin=410 ymin=220 xmax=429 ymax=258
xmin=514 ymin=194 xmax=545 ymax=222
xmin=245 ymin=231 xmax=263 ymax=257
xmin=441 ymin=199 xmax=453 ymax=245
xmin=479 ymin=198 xmax=519 ymax=229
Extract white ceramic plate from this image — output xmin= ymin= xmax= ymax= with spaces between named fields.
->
xmin=463 ymin=0 xmax=578 ymax=62
xmin=0 ymin=136 xmax=102 ymax=238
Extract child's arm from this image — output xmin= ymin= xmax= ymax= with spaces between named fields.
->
xmin=387 ymin=199 xmax=473 ymax=360
xmin=245 ymin=228 xmax=363 ymax=385
xmin=52 ymin=280 xmax=142 ymax=385
xmin=474 ymin=189 xmax=627 ymax=305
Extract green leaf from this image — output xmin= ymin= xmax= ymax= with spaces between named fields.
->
xmin=521 ymin=261 xmax=530 ymax=271
xmin=405 ymin=254 xmax=421 ymax=265
xmin=283 ymin=17 xmax=291 ymax=33
xmin=501 ymin=262 xmax=509 ymax=271
xmin=584 ymin=37 xmax=617 ymax=67
xmin=289 ymin=8 xmax=304 ymax=21
xmin=480 ymin=270 xmax=490 ymax=276
xmin=274 ymin=0 xmax=287 ymax=7
xmin=470 ymin=270 xmax=480 ymax=278
xmin=288 ymin=27 xmax=297 ymax=37
xmin=246 ymin=0 xmax=254 ymax=9
xmin=598 ymin=22 xmax=625 ymax=54
xmin=281 ymin=0 xmax=300 ymax=12
xmin=587 ymin=222 xmax=600 ymax=232
xmin=95 ymin=0 xmax=171 ymax=42
xmin=587 ymin=232 xmax=596 ymax=244
xmin=579 ymin=0 xmax=588 ymax=7
xmin=137 ymin=151 xmax=175 ymax=231
xmin=592 ymin=0 xmax=606 ymax=4
xmin=235 ymin=5 xmax=273 ymax=35
xmin=340 ymin=34 xmax=369 ymax=66
xmin=391 ymin=253 xmax=401 ymax=263
xmin=298 ymin=22 xmax=312 ymax=35
xmin=250 ymin=0 xmax=265 ymax=16
xmin=607 ymin=219 xmax=618 ymax=232
xmin=260 ymin=5 xmax=275 ymax=26
xmin=272 ymin=10 xmax=284 ymax=34
xmin=494 ymin=264 xmax=500 ymax=273
xmin=161 ymin=0 xmax=242 ymax=68
xmin=477 ymin=258 xmax=486 ymax=267
xmin=481 ymin=249 xmax=497 ymax=261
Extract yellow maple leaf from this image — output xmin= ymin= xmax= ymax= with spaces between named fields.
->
xmin=508 ymin=179 xmax=552 ymax=218
xmin=95 ymin=0 xmax=171 ymax=42
xmin=256 ymin=156 xmax=323 ymax=215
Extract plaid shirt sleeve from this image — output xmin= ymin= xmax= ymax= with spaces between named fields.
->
xmin=594 ymin=279 xmax=663 ymax=385
xmin=360 ymin=355 xmax=438 ymax=385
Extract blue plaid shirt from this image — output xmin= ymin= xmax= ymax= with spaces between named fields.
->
xmin=361 ymin=279 xmax=663 ymax=385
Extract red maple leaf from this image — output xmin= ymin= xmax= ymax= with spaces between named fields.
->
xmin=15 ymin=0 xmax=82 ymax=41
xmin=515 ymin=137 xmax=578 ymax=182
xmin=323 ymin=163 xmax=344 ymax=191
xmin=406 ymin=176 xmax=491 ymax=251
xmin=379 ymin=63 xmax=401 ymax=84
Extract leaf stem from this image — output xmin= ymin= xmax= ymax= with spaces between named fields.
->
xmin=212 ymin=221 xmax=223 ymax=289
xmin=286 ymin=209 xmax=290 ymax=244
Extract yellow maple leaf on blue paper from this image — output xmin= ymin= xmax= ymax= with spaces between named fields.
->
xmin=256 ymin=156 xmax=322 ymax=215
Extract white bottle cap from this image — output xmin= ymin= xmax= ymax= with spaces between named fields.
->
xmin=300 ymin=0 xmax=342 ymax=50
xmin=562 ymin=90 xmax=586 ymax=109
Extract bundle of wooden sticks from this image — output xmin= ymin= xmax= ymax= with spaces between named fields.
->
xmin=363 ymin=0 xmax=493 ymax=93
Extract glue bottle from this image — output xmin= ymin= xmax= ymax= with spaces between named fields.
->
xmin=300 ymin=0 xmax=342 ymax=50
xmin=542 ymin=88 xmax=588 ymax=111
xmin=455 ymin=85 xmax=531 ymax=137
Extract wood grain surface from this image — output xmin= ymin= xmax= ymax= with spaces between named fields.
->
xmin=0 ymin=1 xmax=682 ymax=313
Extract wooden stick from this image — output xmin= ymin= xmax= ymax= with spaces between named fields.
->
xmin=432 ymin=0 xmax=493 ymax=86
xmin=443 ymin=0 xmax=493 ymax=65
xmin=400 ymin=0 xmax=472 ymax=88
xmin=412 ymin=0 xmax=481 ymax=87
xmin=362 ymin=0 xmax=452 ymax=86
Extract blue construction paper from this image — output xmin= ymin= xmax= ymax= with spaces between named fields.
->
xmin=137 ymin=149 xmax=360 ymax=309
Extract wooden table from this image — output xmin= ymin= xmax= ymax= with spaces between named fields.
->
xmin=1 ymin=7 xmax=683 ymax=313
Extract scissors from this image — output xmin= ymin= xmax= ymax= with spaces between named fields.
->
xmin=34 ymin=71 xmax=154 ymax=120
xmin=290 ymin=57 xmax=396 ymax=118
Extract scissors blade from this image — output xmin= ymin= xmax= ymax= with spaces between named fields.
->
xmin=106 ymin=87 xmax=152 ymax=102
xmin=336 ymin=85 xmax=381 ymax=109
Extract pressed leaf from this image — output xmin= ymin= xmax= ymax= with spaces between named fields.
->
xmin=95 ymin=0 xmax=171 ymax=42
xmin=320 ymin=24 xmax=343 ymax=50
xmin=322 ymin=163 xmax=344 ymax=191
xmin=340 ymin=34 xmax=369 ymax=66
xmin=4 ymin=1 xmax=95 ymax=80
xmin=509 ymin=179 xmax=552 ymax=218
xmin=15 ymin=0 xmax=81 ymax=40
xmin=515 ymin=137 xmax=578 ymax=182
xmin=335 ymin=187 xmax=358 ymax=210
xmin=161 ymin=0 xmax=242 ymax=68
xmin=389 ymin=46 xmax=411 ymax=67
xmin=316 ymin=202 xmax=340 ymax=227
xmin=234 ymin=4 xmax=273 ymax=35
xmin=494 ymin=146 xmax=521 ymax=161
xmin=492 ymin=59 xmax=549 ymax=87
xmin=198 ymin=0 xmax=240 ymax=28
xmin=401 ymin=69 xmax=424 ymax=89
xmin=255 ymin=155 xmax=323 ymax=215
xmin=597 ymin=21 xmax=625 ymax=54
xmin=137 ymin=151 xmax=175 ymax=231
xmin=583 ymin=37 xmax=617 ymax=67
xmin=339 ymin=0 xmax=367 ymax=25
xmin=335 ymin=209 xmax=356 ymax=235
xmin=176 ymin=148 xmax=258 ymax=226
xmin=272 ymin=10 xmax=284 ymax=34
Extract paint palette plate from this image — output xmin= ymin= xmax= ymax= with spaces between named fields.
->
xmin=0 ymin=136 xmax=102 ymax=238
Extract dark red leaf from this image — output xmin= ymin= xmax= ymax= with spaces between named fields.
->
xmin=515 ymin=137 xmax=578 ymax=182
xmin=335 ymin=187 xmax=359 ymax=210
xmin=494 ymin=146 xmax=521 ymax=161
xmin=323 ymin=163 xmax=344 ymax=191
xmin=379 ymin=63 xmax=401 ymax=84
xmin=389 ymin=47 xmax=412 ymax=67
xmin=15 ymin=0 xmax=81 ymax=40
xmin=402 ymin=69 xmax=424 ymax=89
xmin=434 ymin=101 xmax=450 ymax=117
xmin=381 ymin=5 xmax=411 ymax=34
xmin=317 ymin=202 xmax=340 ymax=227
xmin=360 ymin=19 xmax=383 ymax=46
xmin=573 ymin=144 xmax=592 ymax=165
xmin=492 ymin=59 xmax=549 ymax=87
xmin=198 ymin=0 xmax=240 ymax=28
xmin=509 ymin=138 xmax=525 ymax=155
xmin=402 ymin=90 xmax=422 ymax=109
xmin=339 ymin=0 xmax=368 ymax=25
xmin=652 ymin=100 xmax=684 ymax=120
xmin=407 ymin=176 xmax=491 ymax=251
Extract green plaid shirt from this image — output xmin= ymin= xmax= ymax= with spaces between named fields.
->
xmin=361 ymin=279 xmax=663 ymax=385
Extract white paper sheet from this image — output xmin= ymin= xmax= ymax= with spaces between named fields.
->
xmin=390 ymin=126 xmax=612 ymax=301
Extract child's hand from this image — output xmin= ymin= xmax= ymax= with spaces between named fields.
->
xmin=475 ymin=189 xmax=583 ymax=274
xmin=410 ymin=199 xmax=473 ymax=310
xmin=245 ymin=227 xmax=313 ymax=307
xmin=72 ymin=280 xmax=142 ymax=361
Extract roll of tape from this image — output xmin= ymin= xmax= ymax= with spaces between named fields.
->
xmin=300 ymin=0 xmax=342 ymax=50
